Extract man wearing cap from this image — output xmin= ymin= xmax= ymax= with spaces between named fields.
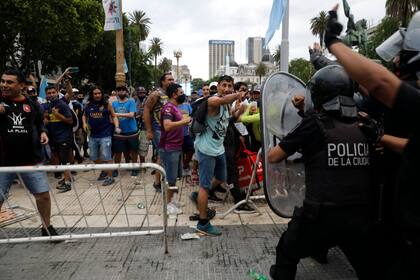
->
xmin=112 ymin=85 xmax=139 ymax=177
xmin=209 ymin=82 xmax=218 ymax=96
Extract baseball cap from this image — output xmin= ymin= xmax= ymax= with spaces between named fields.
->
xmin=137 ymin=86 xmax=146 ymax=93
xmin=209 ymin=81 xmax=218 ymax=89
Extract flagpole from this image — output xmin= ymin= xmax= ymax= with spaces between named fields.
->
xmin=280 ymin=0 xmax=289 ymax=72
xmin=115 ymin=0 xmax=126 ymax=87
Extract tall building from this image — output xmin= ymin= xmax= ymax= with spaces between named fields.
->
xmin=246 ymin=37 xmax=265 ymax=65
xmin=208 ymin=40 xmax=235 ymax=78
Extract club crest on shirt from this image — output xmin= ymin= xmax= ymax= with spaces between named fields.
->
xmin=23 ymin=104 xmax=31 ymax=113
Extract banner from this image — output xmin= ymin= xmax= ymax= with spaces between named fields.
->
xmin=264 ymin=0 xmax=287 ymax=48
xmin=103 ymin=0 xmax=122 ymax=31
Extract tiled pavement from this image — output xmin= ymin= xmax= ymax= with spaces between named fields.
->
xmin=0 ymin=167 xmax=357 ymax=280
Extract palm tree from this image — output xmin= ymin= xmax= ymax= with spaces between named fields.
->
xmin=129 ymin=10 xmax=151 ymax=41
xmin=310 ymin=11 xmax=328 ymax=49
xmin=149 ymin=37 xmax=163 ymax=83
xmin=158 ymin=57 xmax=172 ymax=73
xmin=386 ymin=0 xmax=420 ymax=26
xmin=273 ymin=45 xmax=281 ymax=66
xmin=255 ymin=62 xmax=268 ymax=85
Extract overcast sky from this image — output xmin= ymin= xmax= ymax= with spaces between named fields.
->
xmin=123 ymin=0 xmax=386 ymax=80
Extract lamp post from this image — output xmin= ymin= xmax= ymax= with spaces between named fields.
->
xmin=173 ymin=49 xmax=182 ymax=82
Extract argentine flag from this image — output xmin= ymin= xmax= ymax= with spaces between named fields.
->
xmin=264 ymin=0 xmax=288 ymax=48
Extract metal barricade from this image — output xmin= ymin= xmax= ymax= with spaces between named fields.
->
xmin=0 ymin=163 xmax=169 ymax=253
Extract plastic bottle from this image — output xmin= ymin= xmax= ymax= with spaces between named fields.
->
xmin=247 ymin=269 xmax=268 ymax=280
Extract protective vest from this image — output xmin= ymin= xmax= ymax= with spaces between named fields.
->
xmin=305 ymin=114 xmax=371 ymax=206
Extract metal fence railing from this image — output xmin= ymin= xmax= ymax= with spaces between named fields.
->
xmin=0 ymin=163 xmax=169 ymax=253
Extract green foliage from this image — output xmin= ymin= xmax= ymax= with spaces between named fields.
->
xmin=191 ymin=78 xmax=205 ymax=90
xmin=386 ymin=0 xmax=420 ymax=26
xmin=128 ymin=10 xmax=151 ymax=41
xmin=364 ymin=16 xmax=400 ymax=68
xmin=0 ymin=0 xmax=103 ymax=75
xmin=255 ymin=62 xmax=268 ymax=84
xmin=273 ymin=45 xmax=281 ymax=65
xmin=158 ymin=57 xmax=172 ymax=73
xmin=289 ymin=58 xmax=315 ymax=83
xmin=310 ymin=11 xmax=328 ymax=49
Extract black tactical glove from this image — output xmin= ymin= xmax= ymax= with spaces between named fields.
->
xmin=325 ymin=9 xmax=343 ymax=50
xmin=358 ymin=112 xmax=384 ymax=144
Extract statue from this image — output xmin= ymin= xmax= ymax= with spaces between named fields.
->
xmin=341 ymin=0 xmax=368 ymax=53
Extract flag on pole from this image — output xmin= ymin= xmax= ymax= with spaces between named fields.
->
xmin=264 ymin=0 xmax=288 ymax=48
xmin=102 ymin=0 xmax=122 ymax=31
xmin=124 ymin=58 xmax=128 ymax=74
xmin=38 ymin=75 xmax=48 ymax=100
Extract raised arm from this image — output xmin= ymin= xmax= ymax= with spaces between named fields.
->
xmin=325 ymin=5 xmax=401 ymax=108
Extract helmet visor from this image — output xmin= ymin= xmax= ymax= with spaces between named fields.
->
xmin=376 ymin=29 xmax=405 ymax=62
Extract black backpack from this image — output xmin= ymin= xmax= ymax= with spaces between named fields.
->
xmin=190 ymin=96 xmax=210 ymax=135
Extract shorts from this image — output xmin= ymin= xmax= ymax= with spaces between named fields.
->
xmin=159 ymin=149 xmax=181 ymax=185
xmin=89 ymin=136 xmax=112 ymax=161
xmin=113 ymin=132 xmax=139 ymax=153
xmin=182 ymin=135 xmax=195 ymax=153
xmin=197 ymin=150 xmax=227 ymax=191
xmin=138 ymin=130 xmax=150 ymax=157
xmin=0 ymin=171 xmax=50 ymax=201
xmin=152 ymin=130 xmax=161 ymax=161
xmin=50 ymin=140 xmax=72 ymax=164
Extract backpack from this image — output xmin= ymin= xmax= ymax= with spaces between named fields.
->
xmin=190 ymin=96 xmax=210 ymax=135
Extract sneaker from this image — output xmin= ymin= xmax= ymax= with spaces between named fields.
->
xmin=102 ymin=177 xmax=115 ymax=186
xmin=189 ymin=209 xmax=216 ymax=221
xmin=208 ymin=192 xmax=222 ymax=202
xmin=234 ymin=203 xmax=256 ymax=214
xmin=97 ymin=171 xmax=107 ymax=181
xmin=131 ymin=170 xmax=139 ymax=177
xmin=153 ymin=182 xmax=161 ymax=193
xmin=54 ymin=172 xmax=62 ymax=179
xmin=213 ymin=184 xmax=227 ymax=193
xmin=112 ymin=170 xmax=119 ymax=177
xmin=167 ymin=202 xmax=183 ymax=215
xmin=57 ymin=182 xmax=72 ymax=193
xmin=196 ymin=221 xmax=222 ymax=236
xmin=41 ymin=225 xmax=59 ymax=237
xmin=56 ymin=178 xmax=65 ymax=186
xmin=182 ymin=168 xmax=191 ymax=177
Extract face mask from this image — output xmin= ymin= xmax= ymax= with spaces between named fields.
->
xmin=77 ymin=98 xmax=84 ymax=103
xmin=176 ymin=94 xmax=186 ymax=104
xmin=138 ymin=95 xmax=146 ymax=102
xmin=118 ymin=93 xmax=127 ymax=99
xmin=47 ymin=95 xmax=58 ymax=102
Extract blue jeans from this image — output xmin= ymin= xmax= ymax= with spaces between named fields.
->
xmin=159 ymin=149 xmax=181 ymax=185
xmin=197 ymin=150 xmax=227 ymax=191
xmin=89 ymin=136 xmax=112 ymax=161
xmin=0 ymin=171 xmax=50 ymax=201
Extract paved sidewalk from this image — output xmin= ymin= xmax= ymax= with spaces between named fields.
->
xmin=0 ymin=168 xmax=357 ymax=279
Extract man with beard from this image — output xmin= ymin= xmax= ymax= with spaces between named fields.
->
xmin=134 ymin=86 xmax=149 ymax=163
xmin=143 ymin=73 xmax=174 ymax=191
xmin=0 ymin=69 xmax=59 ymax=237
xmin=112 ymin=85 xmax=139 ymax=177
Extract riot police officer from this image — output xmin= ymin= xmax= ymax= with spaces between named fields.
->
xmin=268 ymin=65 xmax=373 ymax=280
xmin=325 ymin=6 xmax=420 ymax=279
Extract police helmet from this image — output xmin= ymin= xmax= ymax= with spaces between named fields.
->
xmin=376 ymin=11 xmax=420 ymax=76
xmin=307 ymin=65 xmax=354 ymax=109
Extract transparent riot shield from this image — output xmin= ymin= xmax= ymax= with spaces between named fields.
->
xmin=261 ymin=72 xmax=306 ymax=218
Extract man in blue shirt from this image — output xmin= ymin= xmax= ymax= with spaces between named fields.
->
xmin=112 ymin=85 xmax=139 ymax=177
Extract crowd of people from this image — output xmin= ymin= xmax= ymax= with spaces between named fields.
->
xmin=0 ymin=5 xmax=419 ymax=279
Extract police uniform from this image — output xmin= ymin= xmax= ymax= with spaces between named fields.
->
xmin=270 ymin=65 xmax=374 ymax=280
xmin=385 ymin=82 xmax=420 ymax=278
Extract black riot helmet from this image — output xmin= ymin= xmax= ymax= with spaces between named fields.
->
xmin=305 ymin=65 xmax=357 ymax=118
